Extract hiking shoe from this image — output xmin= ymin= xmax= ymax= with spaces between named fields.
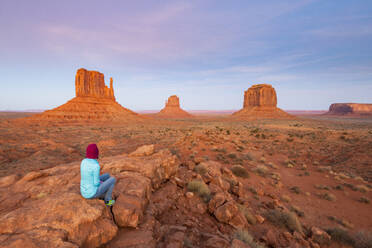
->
xmin=105 ymin=200 xmax=115 ymax=206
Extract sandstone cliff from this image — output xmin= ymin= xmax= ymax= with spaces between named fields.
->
xmin=32 ymin=68 xmax=142 ymax=122
xmin=75 ymin=68 xmax=115 ymax=100
xmin=327 ymin=103 xmax=372 ymax=115
xmin=233 ymin=84 xmax=292 ymax=119
xmin=156 ymin=95 xmax=192 ymax=118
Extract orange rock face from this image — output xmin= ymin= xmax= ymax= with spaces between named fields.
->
xmin=157 ymin=95 xmax=192 ymax=118
xmin=32 ymin=68 xmax=142 ymax=121
xmin=243 ymin=84 xmax=277 ymax=108
xmin=75 ymin=68 xmax=115 ymax=100
xmin=327 ymin=103 xmax=372 ymax=115
xmin=233 ymin=84 xmax=292 ymax=119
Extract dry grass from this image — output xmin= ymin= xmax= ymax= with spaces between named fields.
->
xmin=231 ymin=165 xmax=249 ymax=178
xmin=194 ymin=164 xmax=207 ymax=175
xmin=238 ymin=204 xmax=256 ymax=225
xmin=187 ymin=180 xmax=211 ymax=202
xmin=234 ymin=229 xmax=265 ymax=248
xmin=264 ymin=209 xmax=302 ymax=233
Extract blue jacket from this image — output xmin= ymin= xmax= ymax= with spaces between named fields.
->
xmin=80 ymin=158 xmax=100 ymax=198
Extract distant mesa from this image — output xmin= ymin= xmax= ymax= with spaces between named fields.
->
xmin=327 ymin=103 xmax=372 ymax=116
xmin=32 ymin=68 xmax=141 ymax=121
xmin=232 ymin=84 xmax=292 ymax=119
xmin=156 ymin=95 xmax=192 ymax=118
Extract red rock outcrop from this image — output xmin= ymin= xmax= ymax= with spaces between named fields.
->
xmin=327 ymin=103 xmax=372 ymax=115
xmin=156 ymin=95 xmax=192 ymax=118
xmin=233 ymin=84 xmax=292 ymax=119
xmin=0 ymin=147 xmax=179 ymax=248
xmin=31 ymin=68 xmax=142 ymax=121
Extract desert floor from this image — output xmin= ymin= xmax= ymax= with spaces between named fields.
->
xmin=0 ymin=113 xmax=371 ymax=247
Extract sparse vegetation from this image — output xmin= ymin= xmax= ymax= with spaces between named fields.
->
xmin=194 ymin=163 xmax=207 ymax=175
xmin=234 ymin=229 xmax=265 ymax=248
xmin=238 ymin=204 xmax=256 ymax=225
xmin=318 ymin=192 xmax=336 ymax=201
xmin=252 ymin=165 xmax=268 ymax=177
xmin=359 ymin=197 xmax=370 ymax=204
xmin=326 ymin=227 xmax=354 ymax=246
xmin=187 ymin=180 xmax=211 ymax=202
xmin=231 ymin=165 xmax=249 ymax=178
xmin=264 ymin=209 xmax=302 ymax=233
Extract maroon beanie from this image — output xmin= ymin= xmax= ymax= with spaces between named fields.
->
xmin=86 ymin=144 xmax=99 ymax=159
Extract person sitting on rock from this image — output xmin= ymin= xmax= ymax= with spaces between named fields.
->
xmin=80 ymin=143 xmax=116 ymax=206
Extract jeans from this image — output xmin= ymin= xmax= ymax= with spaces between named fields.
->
xmin=92 ymin=173 xmax=116 ymax=203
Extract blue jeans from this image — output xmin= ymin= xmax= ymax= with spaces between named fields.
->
xmin=92 ymin=173 xmax=116 ymax=203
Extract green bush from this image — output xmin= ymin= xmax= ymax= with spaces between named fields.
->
xmin=231 ymin=165 xmax=249 ymax=178
xmin=264 ymin=209 xmax=302 ymax=233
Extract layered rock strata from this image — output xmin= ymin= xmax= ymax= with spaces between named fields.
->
xmin=233 ymin=84 xmax=292 ymax=119
xmin=327 ymin=103 xmax=372 ymax=115
xmin=32 ymin=68 xmax=141 ymax=121
xmin=157 ymin=95 xmax=192 ymax=118
xmin=0 ymin=147 xmax=179 ymax=248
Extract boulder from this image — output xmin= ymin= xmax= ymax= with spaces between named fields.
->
xmin=0 ymin=149 xmax=179 ymax=247
xmin=311 ymin=227 xmax=331 ymax=245
xmin=129 ymin=144 xmax=155 ymax=157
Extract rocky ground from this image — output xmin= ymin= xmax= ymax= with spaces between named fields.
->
xmin=0 ymin=113 xmax=371 ymax=247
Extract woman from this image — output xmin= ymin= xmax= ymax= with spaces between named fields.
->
xmin=80 ymin=143 xmax=116 ymax=206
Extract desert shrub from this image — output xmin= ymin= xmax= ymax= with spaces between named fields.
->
xmin=238 ymin=204 xmax=256 ymax=225
xmin=314 ymin=184 xmax=330 ymax=190
xmin=290 ymin=205 xmax=305 ymax=217
xmin=234 ymin=229 xmax=265 ymax=248
xmin=264 ymin=209 xmax=302 ymax=233
xmin=227 ymin=153 xmax=237 ymax=159
xmin=359 ymin=197 xmax=370 ymax=204
xmin=355 ymin=184 xmax=369 ymax=193
xmin=253 ymin=165 xmax=268 ymax=177
xmin=187 ymin=180 xmax=211 ymax=202
xmin=289 ymin=186 xmax=301 ymax=194
xmin=319 ymin=192 xmax=336 ymax=201
xmin=326 ymin=227 xmax=354 ymax=246
xmin=354 ymin=230 xmax=372 ymax=248
xmin=242 ymin=152 xmax=255 ymax=161
xmin=344 ymin=183 xmax=358 ymax=191
xmin=194 ymin=164 xmax=207 ymax=175
xmin=281 ymin=195 xmax=291 ymax=203
xmin=231 ymin=165 xmax=249 ymax=178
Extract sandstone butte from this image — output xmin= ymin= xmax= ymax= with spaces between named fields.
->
xmin=327 ymin=103 xmax=372 ymax=115
xmin=156 ymin=95 xmax=192 ymax=118
xmin=232 ymin=84 xmax=292 ymax=119
xmin=31 ymin=68 xmax=142 ymax=121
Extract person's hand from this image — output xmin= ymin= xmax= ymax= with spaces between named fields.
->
xmin=100 ymin=180 xmax=103 ymax=184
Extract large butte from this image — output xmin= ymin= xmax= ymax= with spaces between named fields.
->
xmin=31 ymin=68 xmax=142 ymax=122
xmin=232 ymin=84 xmax=292 ymax=119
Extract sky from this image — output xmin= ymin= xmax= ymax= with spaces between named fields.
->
xmin=1 ymin=0 xmax=372 ymax=111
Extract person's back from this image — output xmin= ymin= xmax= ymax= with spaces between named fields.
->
xmin=80 ymin=158 xmax=100 ymax=198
